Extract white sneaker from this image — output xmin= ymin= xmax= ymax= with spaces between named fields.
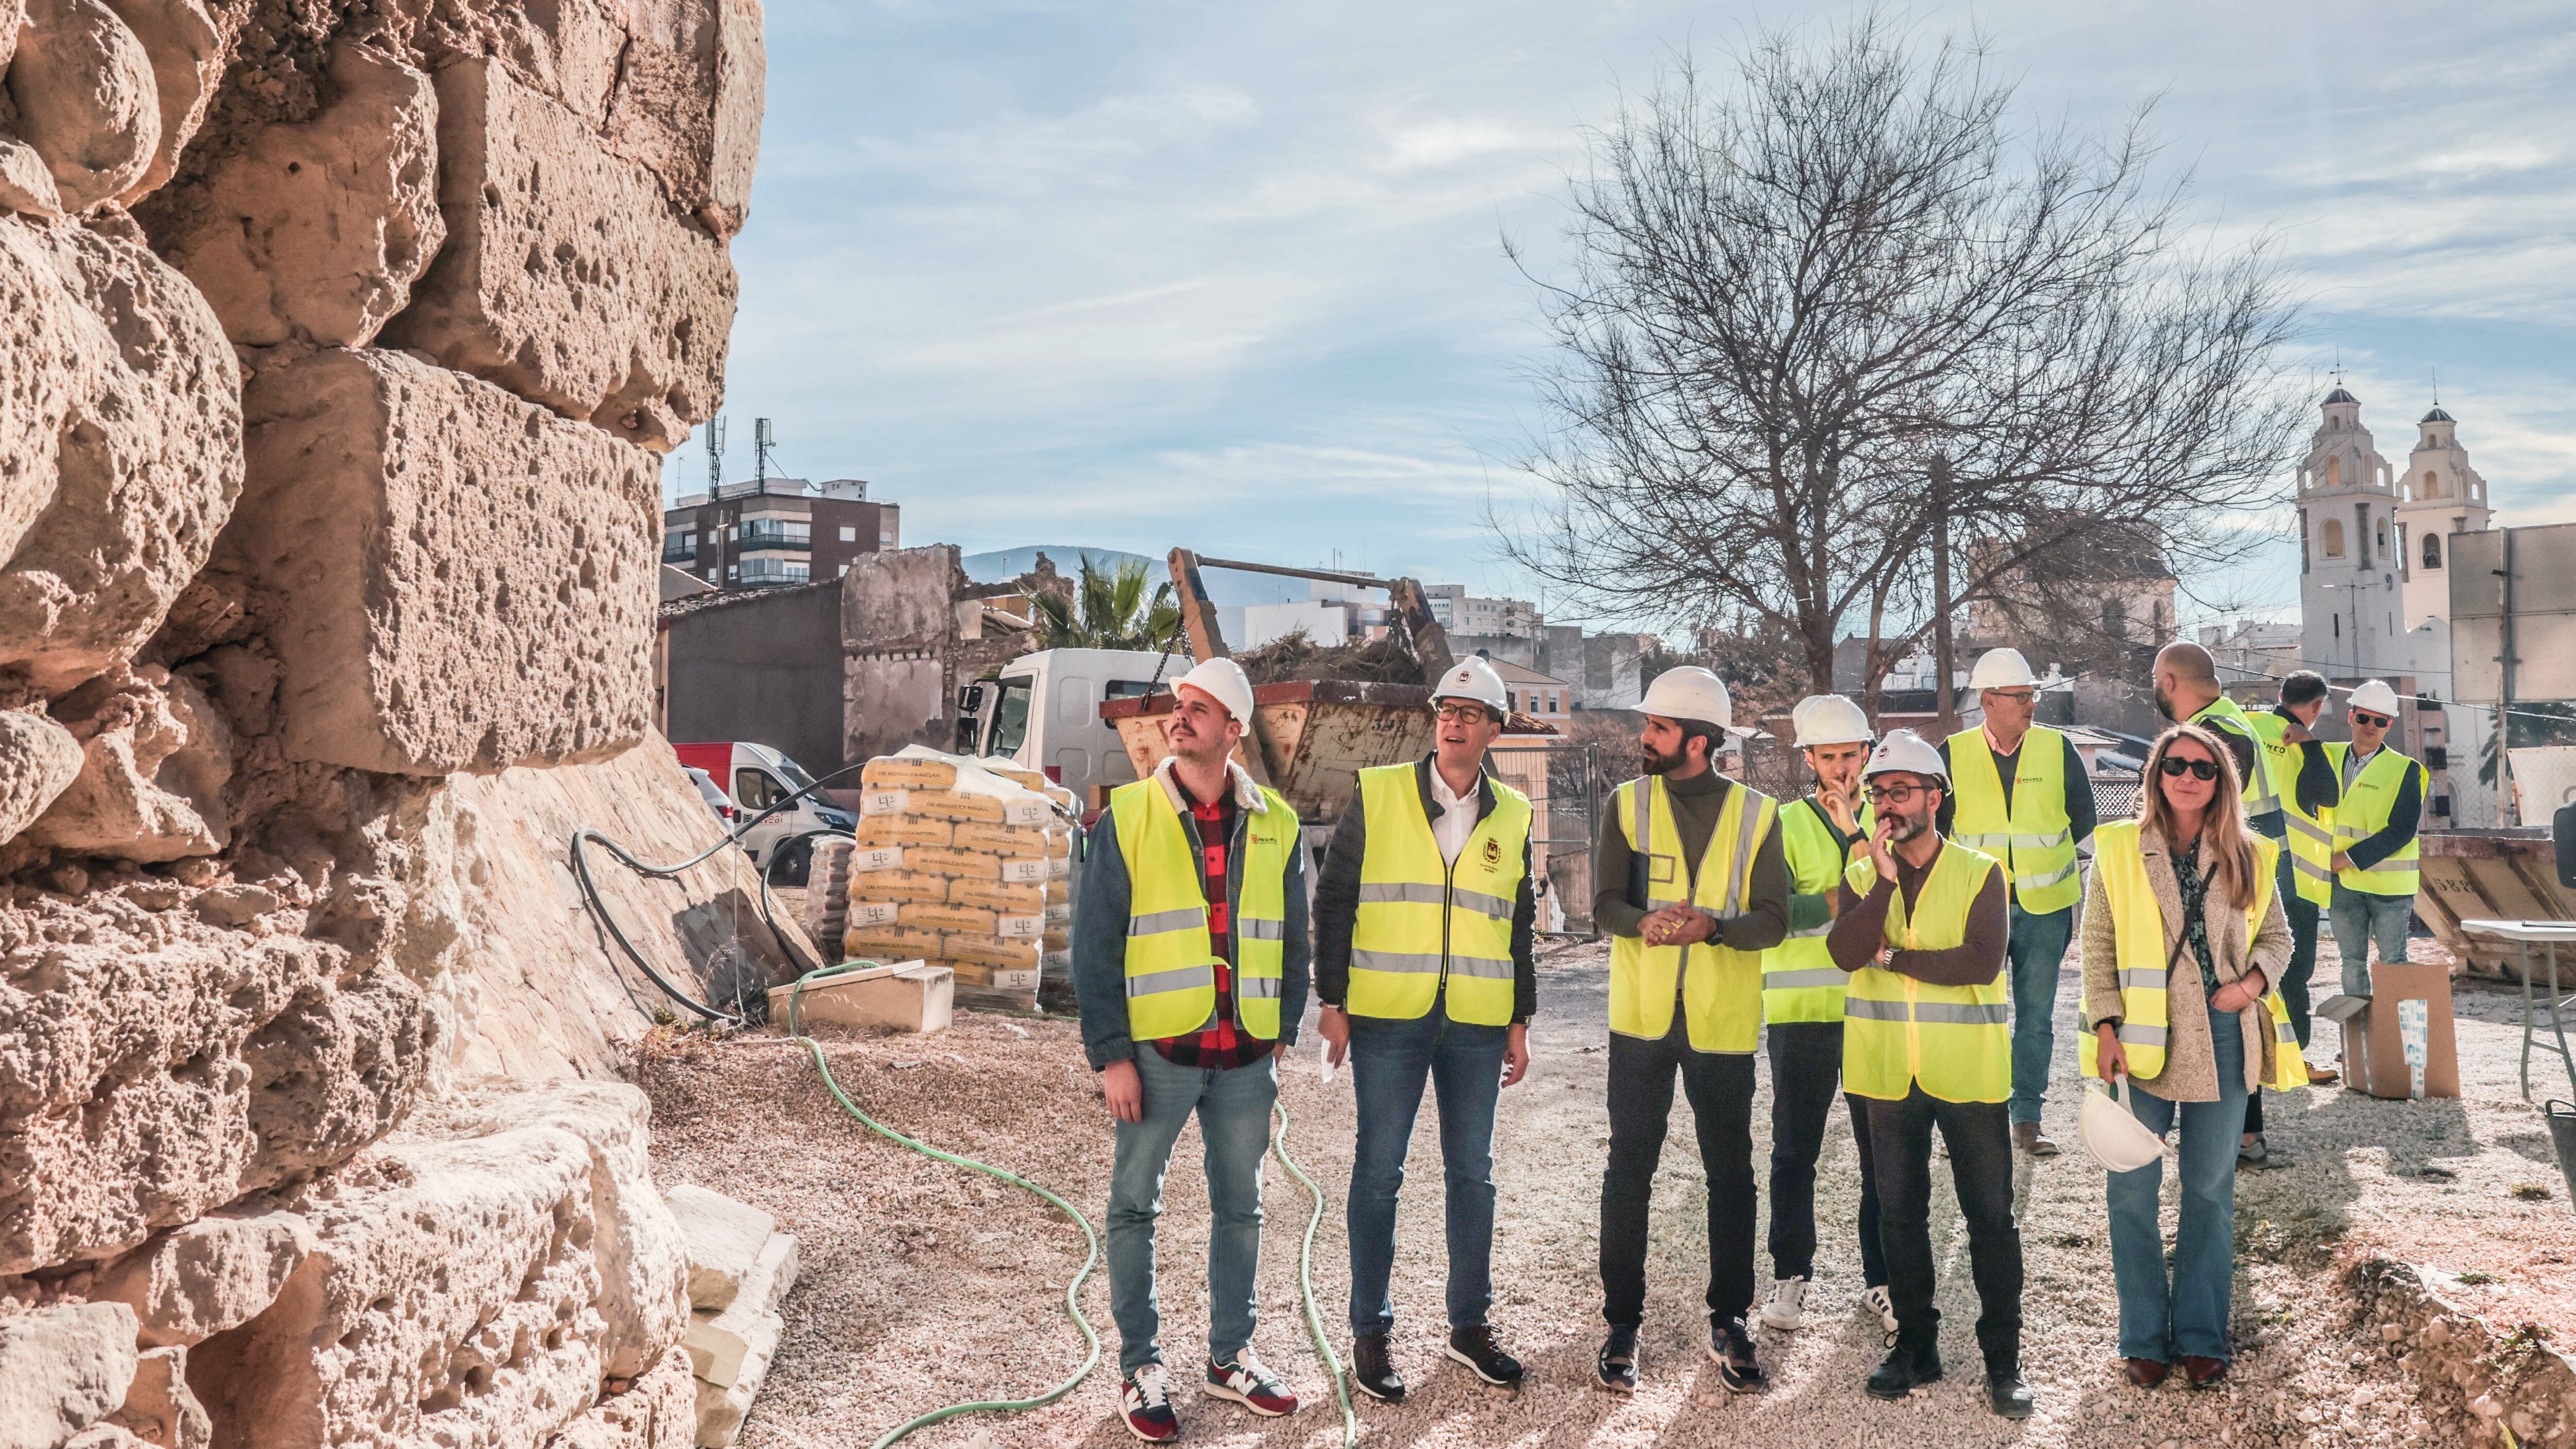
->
xmin=1861 ymin=1285 xmax=1899 ymax=1342
xmin=1759 ymin=1276 xmax=1808 ymax=1330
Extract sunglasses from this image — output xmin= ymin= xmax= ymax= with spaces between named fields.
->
xmin=2350 ymin=710 xmax=2392 ymax=728
xmin=2158 ymin=755 xmax=2221 ymax=781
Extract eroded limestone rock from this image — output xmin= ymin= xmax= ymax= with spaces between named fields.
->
xmin=219 ymin=346 xmax=657 ymax=775
xmin=600 ymin=0 xmax=764 ymax=240
xmin=106 ymin=1344 xmax=209 ymax=1449
xmin=0 ymin=710 xmax=83 ymax=846
xmin=27 ymin=666 xmax=233 ymax=862
xmin=97 ymin=0 xmax=226 ymax=206
xmin=90 ymin=1208 xmax=314 ymax=1348
xmin=542 ymin=1345 xmax=696 ymax=1449
xmin=3 ymin=0 xmax=161 ymax=213
xmin=0 ymin=1301 xmax=139 ymax=1449
xmin=383 ymin=59 xmax=736 ymax=451
xmin=660 ymin=1185 xmax=772 ymax=1312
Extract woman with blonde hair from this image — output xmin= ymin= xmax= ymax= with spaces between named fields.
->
xmin=2080 ymin=724 xmax=2304 ymax=1389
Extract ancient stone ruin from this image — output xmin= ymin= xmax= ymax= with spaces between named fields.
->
xmin=0 ymin=2 xmax=785 ymax=1445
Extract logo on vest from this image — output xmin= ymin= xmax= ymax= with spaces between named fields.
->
xmin=1482 ymin=837 xmax=1502 ymax=870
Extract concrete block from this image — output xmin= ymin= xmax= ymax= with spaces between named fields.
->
xmin=0 ymin=1302 xmax=139 ymax=1449
xmin=681 ymin=1232 xmax=795 ymax=1389
xmin=223 ymin=346 xmax=658 ymax=775
xmin=660 ymin=1185 xmax=774 ymax=1312
xmin=768 ymin=963 xmax=951 ymax=1035
xmin=90 ymin=1208 xmax=315 ymax=1348
xmin=383 ymin=59 xmax=737 ymax=451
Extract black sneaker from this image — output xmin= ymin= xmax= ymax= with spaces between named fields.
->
xmin=1350 ymin=1334 xmax=1404 ymax=1403
xmin=1596 ymin=1326 xmax=1639 ymax=1393
xmin=1445 ymin=1325 xmax=1523 ymax=1387
xmin=1865 ymin=1338 xmax=1943 ymax=1401
xmin=1987 ymin=1370 xmax=2036 ymax=1419
xmin=1704 ymin=1316 xmax=1766 ymax=1393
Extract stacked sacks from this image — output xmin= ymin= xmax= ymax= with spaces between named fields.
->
xmin=842 ymin=747 xmax=1074 ymax=1010
xmin=796 ymin=837 xmax=853 ymax=951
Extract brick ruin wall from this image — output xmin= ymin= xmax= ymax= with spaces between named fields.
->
xmin=0 ymin=2 xmax=779 ymax=1445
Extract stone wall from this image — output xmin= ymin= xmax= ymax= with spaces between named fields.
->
xmin=0 ymin=3 xmax=777 ymax=1445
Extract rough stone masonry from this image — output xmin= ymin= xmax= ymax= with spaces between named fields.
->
xmin=0 ymin=3 xmax=778 ymax=1446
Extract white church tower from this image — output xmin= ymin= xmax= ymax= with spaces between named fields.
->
xmin=2394 ymin=402 xmax=2497 ymax=827
xmin=2296 ymin=386 xmax=2405 ymax=677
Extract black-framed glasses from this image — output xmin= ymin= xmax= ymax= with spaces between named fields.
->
xmin=2158 ymin=756 xmax=2221 ymax=781
xmin=2350 ymin=710 xmax=2392 ymax=728
xmin=1433 ymin=702 xmax=1492 ymax=723
xmin=1865 ymin=783 xmax=1926 ymax=805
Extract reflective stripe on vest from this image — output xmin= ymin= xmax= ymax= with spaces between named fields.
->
xmin=1108 ymin=777 xmax=1297 ymax=1041
xmin=1346 ymin=763 xmax=1531 ymax=1025
xmin=2077 ymin=823 xmax=2309 ymax=1092
xmin=2248 ymin=710 xmax=2334 ymax=906
xmin=1839 ymin=841 xmax=2006 ymax=1102
xmin=1945 ymin=725 xmax=2080 ymax=914
xmin=2323 ymin=743 xmax=2426 ymax=897
xmin=1609 ymin=774 xmax=1778 ymax=1053
xmin=1760 ymin=796 xmax=1874 ymax=1024
xmin=2191 ymin=696 xmax=2280 ymax=818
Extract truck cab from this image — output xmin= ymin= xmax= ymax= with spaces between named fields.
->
xmin=957 ymin=648 xmax=1186 ymax=802
xmin=670 ymin=739 xmax=854 ymax=868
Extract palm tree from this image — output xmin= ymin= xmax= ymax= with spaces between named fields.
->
xmin=1030 ymin=557 xmax=1182 ymax=652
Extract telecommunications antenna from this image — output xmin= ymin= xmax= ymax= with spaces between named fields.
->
xmin=705 ymin=417 xmax=727 ymax=498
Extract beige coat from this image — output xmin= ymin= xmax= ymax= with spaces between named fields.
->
xmin=2078 ymin=823 xmax=2292 ymax=1101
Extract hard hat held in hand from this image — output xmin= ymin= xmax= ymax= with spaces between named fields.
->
xmin=1639 ymin=666 xmax=1731 ymax=732
xmin=1863 ymin=729 xmax=1947 ymax=784
xmin=1968 ymin=647 xmax=2037 ymax=692
xmin=1433 ymin=657 xmax=1510 ymax=713
xmin=1792 ymin=694 xmax=1873 ymax=748
xmin=1173 ymin=658 xmax=1256 ymax=723
xmin=2346 ymin=679 xmax=2401 ymax=717
xmin=2078 ymin=1078 xmax=2165 ymax=1173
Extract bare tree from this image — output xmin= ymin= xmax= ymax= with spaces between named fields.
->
xmin=1498 ymin=13 xmax=2303 ymax=709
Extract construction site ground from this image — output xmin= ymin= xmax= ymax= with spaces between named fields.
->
xmin=635 ymin=933 xmax=2576 ymax=1448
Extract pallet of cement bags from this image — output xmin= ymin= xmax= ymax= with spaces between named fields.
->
xmin=845 ymin=746 xmax=1076 ymax=1010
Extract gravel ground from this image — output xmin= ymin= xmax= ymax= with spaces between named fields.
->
xmin=636 ymin=939 xmax=2513 ymax=1449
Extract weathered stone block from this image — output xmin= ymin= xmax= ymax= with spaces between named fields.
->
xmin=382 ymin=59 xmax=736 ymax=451
xmin=98 ymin=0 xmax=226 ymax=206
xmin=686 ymin=1310 xmax=775 ymax=1449
xmin=149 ymin=46 xmax=443 ymax=348
xmin=600 ymin=0 xmax=764 ymax=239
xmin=221 ymin=347 xmax=657 ymax=775
xmin=4 ymin=0 xmax=160 ymax=213
xmin=106 ymin=1344 xmax=209 ymax=1449
xmin=679 ymin=1232 xmax=791 ymax=1389
xmin=659 ymin=1185 xmax=771 ymax=1312
xmin=27 ymin=666 xmax=233 ymax=862
xmin=0 ymin=710 xmax=83 ymax=846
xmin=543 ymin=1346 xmax=695 ymax=1449
xmin=90 ymin=1209 xmax=315 ymax=1349
xmin=0 ymin=1302 xmax=138 ymax=1449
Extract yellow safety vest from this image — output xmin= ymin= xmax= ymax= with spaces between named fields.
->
xmin=1760 ymin=795 xmax=1874 ymax=1025
xmin=2078 ymin=823 xmax=2309 ymax=1092
xmin=1609 ymin=773 xmax=1778 ymax=1052
xmin=1840 ymin=843 xmax=2008 ymax=1103
xmin=2190 ymin=696 xmax=2279 ymax=819
xmin=2248 ymin=710 xmax=2334 ymax=907
xmin=1108 ymin=777 xmax=1296 ymax=1041
xmin=1945 ymin=725 xmax=2081 ymax=914
xmin=1347 ymin=763 xmax=1530 ymax=1026
xmin=2323 ymin=743 xmax=2427 ymax=898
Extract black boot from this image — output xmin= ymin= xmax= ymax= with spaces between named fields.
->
xmin=1445 ymin=1325 xmax=1524 ymax=1387
xmin=1866 ymin=1337 xmax=1943 ymax=1400
xmin=1987 ymin=1366 xmax=2036 ymax=1419
xmin=1349 ymin=1335 xmax=1403 ymax=1403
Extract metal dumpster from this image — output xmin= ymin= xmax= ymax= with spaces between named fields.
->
xmin=1101 ymin=679 xmax=1436 ymax=824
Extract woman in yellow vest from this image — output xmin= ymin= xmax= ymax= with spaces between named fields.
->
xmin=2079 ymin=724 xmax=2300 ymax=1392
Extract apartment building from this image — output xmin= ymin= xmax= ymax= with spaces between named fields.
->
xmin=662 ymin=477 xmax=900 ymax=591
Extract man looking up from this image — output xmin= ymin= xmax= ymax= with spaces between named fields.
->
xmin=2323 ymin=680 xmax=2427 ymax=1006
xmin=2246 ymin=670 xmax=2342 ymax=1086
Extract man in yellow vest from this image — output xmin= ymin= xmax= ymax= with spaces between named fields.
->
xmin=2323 ymin=680 xmax=2426 ymax=1003
xmin=1940 ymin=648 xmax=2095 ymax=1156
xmin=1587 ymin=666 xmax=1788 ymax=1396
xmin=1827 ymin=730 xmax=2030 ymax=1419
xmin=1072 ymin=659 xmax=1311 ymax=1441
xmin=1755 ymin=694 xmax=1895 ymax=1343
xmin=2246 ymin=670 xmax=2342 ymax=1086
xmin=1313 ymin=657 xmax=1537 ymax=1400
xmin=2154 ymin=641 xmax=2294 ymax=1162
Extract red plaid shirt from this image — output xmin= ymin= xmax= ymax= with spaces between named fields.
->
xmin=1151 ymin=791 xmax=1264 ymax=1070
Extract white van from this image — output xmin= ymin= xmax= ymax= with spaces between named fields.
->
xmin=958 ymin=648 xmax=1188 ymax=802
xmin=671 ymin=739 xmax=855 ymax=868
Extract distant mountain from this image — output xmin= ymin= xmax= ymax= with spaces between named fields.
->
xmin=961 ymin=546 xmax=1313 ymax=608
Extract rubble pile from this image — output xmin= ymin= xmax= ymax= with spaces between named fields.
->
xmin=0 ymin=2 xmax=776 ymax=1446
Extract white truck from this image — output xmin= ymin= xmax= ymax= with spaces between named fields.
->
xmin=955 ymin=647 xmax=1189 ymax=802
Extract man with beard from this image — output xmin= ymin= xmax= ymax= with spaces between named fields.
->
xmin=1314 ymin=657 xmax=1537 ymax=1401
xmin=1828 ymin=731 xmax=2028 ymax=1418
xmin=1074 ymin=658 xmax=1310 ymax=1441
xmin=1587 ymin=667 xmax=1789 ymax=1395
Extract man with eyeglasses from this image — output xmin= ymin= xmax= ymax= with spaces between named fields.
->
xmin=1940 ymin=648 xmax=2095 ymax=1156
xmin=1314 ymin=657 xmax=1537 ymax=1400
xmin=2321 ymin=679 xmax=2426 ymax=1005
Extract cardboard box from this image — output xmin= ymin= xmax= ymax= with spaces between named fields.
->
xmin=2323 ymin=962 xmax=2459 ymax=1099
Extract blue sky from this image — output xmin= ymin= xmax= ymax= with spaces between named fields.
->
xmin=668 ymin=0 xmax=2576 ymax=634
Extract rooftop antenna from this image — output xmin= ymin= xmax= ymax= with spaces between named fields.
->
xmin=754 ymin=417 xmax=775 ymax=488
xmin=2431 ymin=365 xmax=2440 ymax=407
xmin=704 ymin=416 xmax=726 ymax=499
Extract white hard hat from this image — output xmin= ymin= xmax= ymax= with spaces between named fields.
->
xmin=2077 ymin=1079 xmax=2165 ymax=1173
xmin=1791 ymin=694 xmax=1873 ymax=748
xmin=1639 ymin=666 xmax=1732 ymax=733
xmin=1172 ymin=658 xmax=1256 ymax=724
xmin=1968 ymin=647 xmax=2037 ymax=692
xmin=1863 ymin=728 xmax=1948 ymax=785
xmin=2346 ymin=679 xmax=2401 ymax=717
xmin=1432 ymin=657 xmax=1509 ymax=713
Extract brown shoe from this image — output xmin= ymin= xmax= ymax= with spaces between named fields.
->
xmin=2012 ymin=1121 xmax=2061 ymax=1157
xmin=2183 ymin=1356 xmax=2228 ymax=1388
xmin=2125 ymin=1358 xmax=2170 ymax=1389
xmin=2307 ymin=1063 xmax=2340 ymax=1086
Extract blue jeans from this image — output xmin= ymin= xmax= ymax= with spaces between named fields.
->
xmin=2007 ymin=904 xmax=2075 ymax=1125
xmin=1346 ymin=1000 xmax=1506 ymax=1336
xmin=1107 ymin=1048 xmax=1277 ymax=1374
xmin=2329 ymin=886 xmax=2412 ymax=997
xmin=2106 ymin=1006 xmax=2247 ymax=1364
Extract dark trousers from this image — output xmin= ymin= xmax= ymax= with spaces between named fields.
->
xmin=1600 ymin=1016 xmax=1757 ymax=1326
xmin=1866 ymin=1088 xmax=2024 ymax=1375
xmin=2245 ymin=853 xmax=2323 ymax=1137
xmin=1764 ymin=1022 xmax=1887 ymax=1287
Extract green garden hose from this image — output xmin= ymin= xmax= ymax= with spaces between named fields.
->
xmin=1272 ymin=1100 xmax=1361 ymax=1448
